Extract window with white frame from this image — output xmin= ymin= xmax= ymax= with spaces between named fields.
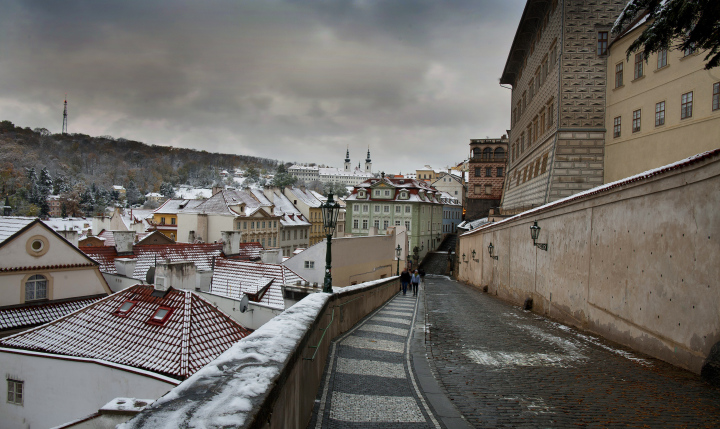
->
xmin=405 ymin=205 xmax=411 ymax=213
xmin=25 ymin=274 xmax=47 ymax=301
xmin=681 ymin=91 xmax=693 ymax=119
xmin=353 ymin=205 xmax=359 ymax=212
xmin=632 ymin=109 xmax=641 ymax=133
xmin=655 ymin=101 xmax=665 ymax=126
xmin=362 ymin=219 xmax=368 ymax=229
xmin=374 ymin=205 xmax=380 ymax=213
xmin=7 ymin=380 xmax=23 ymax=405
xmin=383 ymin=205 xmax=390 ymax=213
xmin=395 ymin=220 xmax=401 ymax=226
xmin=384 ymin=190 xmax=390 ymax=196
xmin=405 ymin=221 xmax=411 ymax=230
xmin=395 ymin=205 xmax=401 ymax=213
xmin=362 ymin=204 xmax=369 ymax=212
xmin=383 ymin=220 xmax=389 ymax=229
xmin=374 ymin=220 xmax=380 ymax=229
xmin=353 ymin=219 xmax=359 ymax=229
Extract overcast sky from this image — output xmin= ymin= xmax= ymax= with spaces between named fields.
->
xmin=0 ymin=0 xmax=523 ymax=174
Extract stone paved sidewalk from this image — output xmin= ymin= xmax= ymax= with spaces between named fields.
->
xmin=424 ymin=275 xmax=720 ymax=428
xmin=309 ymin=292 xmax=444 ymax=428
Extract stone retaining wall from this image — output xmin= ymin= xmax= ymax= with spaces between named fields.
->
xmin=458 ymin=151 xmax=720 ymax=374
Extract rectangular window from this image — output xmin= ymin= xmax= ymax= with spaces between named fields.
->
xmin=262 ymin=221 xmax=266 ymax=228
xmin=655 ymin=101 xmax=666 ymax=126
xmin=261 ymin=238 xmax=265 ymax=247
xmin=485 ymin=184 xmax=492 ymax=195
xmin=474 ymin=167 xmax=482 ymax=177
xmin=304 ymin=261 xmax=315 ymax=269
xmin=632 ymin=109 xmax=641 ymax=133
xmin=353 ymin=205 xmax=359 ymax=212
xmin=362 ymin=205 xmax=369 ymax=212
xmin=684 ymin=44 xmax=695 ymax=57
xmin=383 ymin=205 xmax=390 ymax=213
xmin=374 ymin=220 xmax=380 ymax=229
xmin=534 ymin=159 xmax=541 ymax=177
xmin=395 ymin=220 xmax=401 ymax=226
xmin=405 ymin=205 xmax=411 ymax=213
xmin=529 ymin=79 xmax=534 ymax=99
xmin=613 ymin=116 xmax=622 ymax=138
xmin=374 ymin=205 xmax=380 ymax=213
xmin=353 ymin=219 xmax=358 ymax=229
xmin=384 ymin=190 xmax=390 ymax=196
xmin=533 ymin=117 xmax=539 ymax=142
xmin=713 ymin=83 xmax=720 ymax=111
xmin=237 ymin=222 xmax=242 ymax=230
xmin=395 ymin=205 xmax=401 ymax=213
xmin=160 ymin=217 xmax=166 ymax=224
xmin=657 ymin=49 xmax=667 ymax=68
xmin=486 ymin=167 xmax=492 ymax=177
xmin=383 ymin=220 xmax=389 ymax=229
xmin=681 ymin=91 xmax=693 ymax=119
xmin=634 ymin=53 xmax=644 ymax=79
xmin=7 ymin=380 xmax=23 ymax=405
xmin=474 ymin=185 xmax=482 ymax=195
xmin=497 ymin=167 xmax=504 ymax=177
xmin=405 ymin=221 xmax=411 ymax=230
xmin=541 ymin=153 xmax=549 ymax=174
xmin=597 ymin=31 xmax=608 ymax=55
xmin=547 ymin=101 xmax=554 ymax=127
xmin=615 ymin=62 xmax=624 ymax=88
xmin=550 ymin=42 xmax=557 ymax=65
xmin=171 ymin=218 xmax=176 ymax=225
xmin=251 ymin=221 xmax=255 ymax=229
xmin=243 ymin=221 xmax=247 ymax=229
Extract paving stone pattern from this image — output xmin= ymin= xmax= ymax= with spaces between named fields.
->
xmin=309 ymin=294 xmax=442 ymax=429
xmin=424 ymin=276 xmax=720 ymax=428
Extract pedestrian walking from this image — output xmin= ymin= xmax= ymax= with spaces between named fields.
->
xmin=400 ymin=267 xmax=411 ymax=295
xmin=419 ymin=268 xmax=426 ymax=285
xmin=411 ymin=270 xmax=421 ymax=296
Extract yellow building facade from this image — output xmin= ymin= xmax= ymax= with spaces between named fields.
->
xmin=605 ymin=23 xmax=720 ymax=183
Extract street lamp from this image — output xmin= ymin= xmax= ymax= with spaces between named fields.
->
xmin=321 ymin=192 xmax=341 ymax=293
xmin=488 ymin=242 xmax=498 ymax=260
xmin=530 ymin=221 xmax=548 ymax=251
xmin=395 ymin=244 xmax=402 ymax=276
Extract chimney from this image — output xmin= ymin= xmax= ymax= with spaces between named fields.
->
xmin=221 ymin=231 xmax=242 ymax=256
xmin=260 ymin=249 xmax=281 ymax=264
xmin=114 ymin=258 xmax=137 ymax=278
xmin=113 ymin=231 xmax=136 ymax=255
xmin=196 ymin=268 xmax=213 ymax=292
xmin=155 ymin=261 xmax=196 ymax=292
xmin=211 ymin=186 xmax=223 ymax=196
xmin=57 ymin=230 xmax=79 ymax=247
xmin=188 ymin=230 xmax=196 ymax=243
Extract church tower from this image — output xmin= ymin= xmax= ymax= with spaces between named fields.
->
xmin=365 ymin=147 xmax=372 ymax=173
xmin=344 ymin=147 xmax=351 ymax=172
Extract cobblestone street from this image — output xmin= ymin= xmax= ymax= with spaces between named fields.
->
xmin=424 ymin=275 xmax=720 ymax=428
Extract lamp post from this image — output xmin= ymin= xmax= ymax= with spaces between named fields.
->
xmin=395 ymin=244 xmax=402 ymax=276
xmin=321 ymin=192 xmax=341 ymax=293
xmin=488 ymin=242 xmax=498 ymax=260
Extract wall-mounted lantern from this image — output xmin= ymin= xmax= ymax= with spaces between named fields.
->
xmin=488 ymin=242 xmax=498 ymax=260
xmin=530 ymin=221 xmax=548 ymax=251
xmin=462 ymin=253 xmax=467 ymax=263
xmin=471 ymin=249 xmax=479 ymax=262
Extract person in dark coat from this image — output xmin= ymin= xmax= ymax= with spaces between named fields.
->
xmin=400 ymin=267 xmax=411 ymax=295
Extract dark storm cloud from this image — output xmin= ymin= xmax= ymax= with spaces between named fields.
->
xmin=0 ymin=0 xmax=524 ymax=172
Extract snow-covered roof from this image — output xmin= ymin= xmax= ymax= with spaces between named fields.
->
xmin=0 ymin=284 xmax=251 ymax=380
xmin=0 ymin=217 xmax=36 ymax=243
xmin=43 ymin=217 xmax=91 ymax=235
xmin=81 ymin=243 xmax=225 ymax=279
xmin=145 ymin=192 xmax=163 ymax=198
xmin=0 ymin=296 xmax=104 ymax=332
xmin=286 ymin=187 xmax=322 ymax=208
xmin=345 ymin=177 xmax=442 ymax=204
xmin=175 ymin=187 xmax=212 ymax=200
xmin=181 ymin=189 xmax=272 ymax=217
xmin=152 ymin=199 xmax=203 ymax=215
xmin=209 ymin=259 xmax=305 ymax=310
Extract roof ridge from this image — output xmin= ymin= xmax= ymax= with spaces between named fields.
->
xmin=181 ymin=291 xmax=191 ymax=378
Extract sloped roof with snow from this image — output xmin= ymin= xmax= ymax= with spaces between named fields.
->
xmin=0 ymin=285 xmax=251 ymax=380
xmin=180 ymin=189 xmax=270 ymax=217
xmin=0 ymin=296 xmax=104 ymax=332
xmin=81 ymin=243 xmax=224 ymax=279
xmin=286 ymin=187 xmax=322 ymax=208
xmin=0 ymin=217 xmax=36 ymax=244
xmin=152 ymin=199 xmax=204 ymax=215
xmin=209 ymin=259 xmax=305 ymax=309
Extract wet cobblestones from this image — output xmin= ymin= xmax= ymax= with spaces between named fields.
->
xmin=424 ymin=276 xmax=720 ymax=428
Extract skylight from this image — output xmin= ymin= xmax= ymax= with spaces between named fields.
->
xmin=148 ymin=307 xmax=173 ymax=325
xmin=114 ymin=300 xmax=137 ymax=316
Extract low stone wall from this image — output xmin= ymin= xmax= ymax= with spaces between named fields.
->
xmin=458 ymin=150 xmax=720 ymax=374
xmin=121 ymin=277 xmax=400 ymax=429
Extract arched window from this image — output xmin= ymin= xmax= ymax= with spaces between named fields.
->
xmin=482 ymin=148 xmax=492 ymax=161
xmin=473 ymin=148 xmax=482 ymax=158
xmin=25 ymin=275 xmax=48 ymax=301
xmin=494 ymin=147 xmax=505 ymax=160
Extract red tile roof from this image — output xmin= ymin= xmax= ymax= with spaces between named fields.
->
xmin=209 ymin=259 xmax=305 ymax=309
xmin=0 ymin=263 xmax=96 ymax=273
xmin=0 ymin=285 xmax=251 ymax=380
xmin=0 ymin=296 xmax=104 ymax=331
xmin=81 ymin=243 xmax=224 ymax=280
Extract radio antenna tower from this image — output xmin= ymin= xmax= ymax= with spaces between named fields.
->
xmin=62 ymin=95 xmax=68 ymax=135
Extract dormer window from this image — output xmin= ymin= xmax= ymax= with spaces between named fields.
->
xmin=148 ymin=307 xmax=173 ymax=325
xmin=114 ymin=300 xmax=137 ymax=317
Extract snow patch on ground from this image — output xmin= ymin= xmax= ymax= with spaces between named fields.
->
xmin=465 ymin=349 xmax=584 ymax=368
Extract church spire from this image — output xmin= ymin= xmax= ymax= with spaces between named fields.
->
xmin=345 ymin=147 xmax=351 ymax=162
xmin=364 ymin=146 xmax=372 ymax=173
xmin=366 ymin=147 xmax=371 ymax=162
